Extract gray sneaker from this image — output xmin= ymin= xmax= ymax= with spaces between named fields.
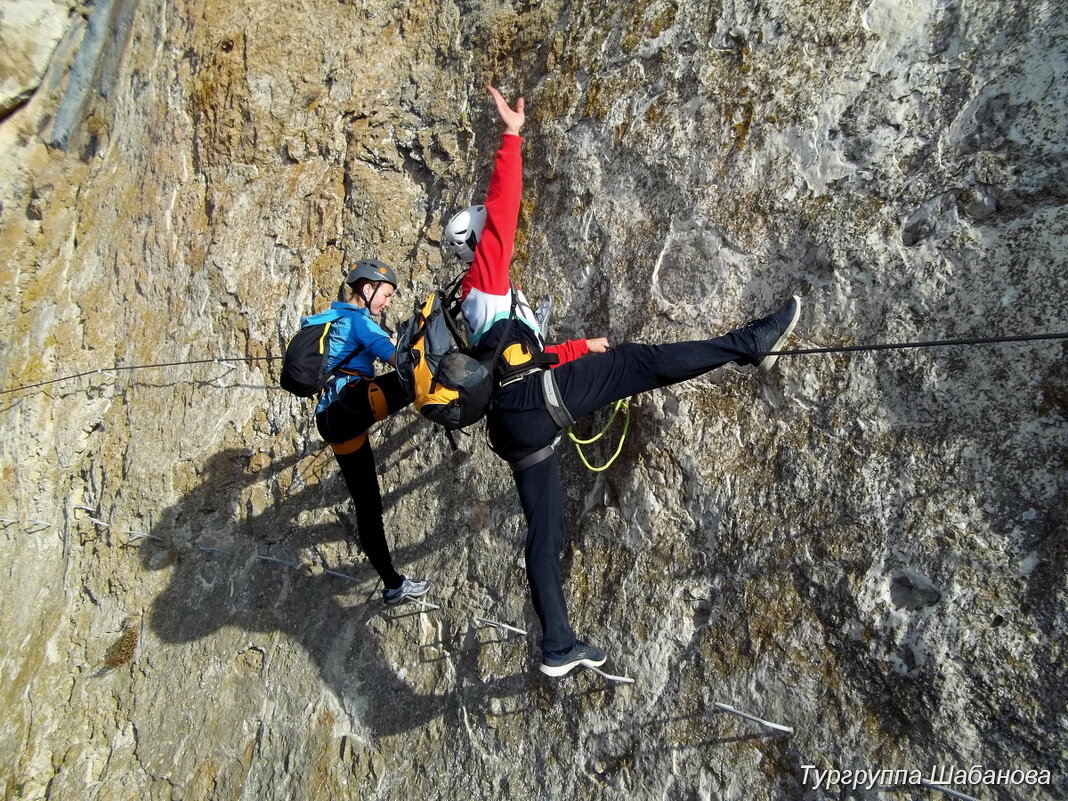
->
xmin=382 ymin=575 xmax=431 ymax=606
xmin=533 ymin=296 xmax=553 ymax=338
xmin=539 ymin=640 xmax=607 ymax=677
xmin=743 ymin=295 xmax=801 ymax=371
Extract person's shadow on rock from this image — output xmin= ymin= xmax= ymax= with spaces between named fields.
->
xmin=138 ymin=444 xmax=545 ymax=738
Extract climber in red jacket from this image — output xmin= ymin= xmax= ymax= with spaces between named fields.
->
xmin=444 ymin=86 xmax=800 ymax=677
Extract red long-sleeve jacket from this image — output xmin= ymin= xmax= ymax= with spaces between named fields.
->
xmin=460 ymin=134 xmax=589 ymax=367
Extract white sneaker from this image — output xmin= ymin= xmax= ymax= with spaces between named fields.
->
xmin=539 ymin=640 xmax=607 ymax=677
xmin=382 ymin=575 xmax=431 ymax=606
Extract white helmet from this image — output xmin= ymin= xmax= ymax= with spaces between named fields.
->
xmin=443 ymin=205 xmax=487 ymax=264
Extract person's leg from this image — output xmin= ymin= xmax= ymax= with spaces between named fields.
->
xmin=366 ymin=370 xmax=412 ymax=418
xmin=319 ymin=372 xmax=411 ymax=442
xmin=512 ymin=453 xmax=577 ymax=654
xmin=331 ymin=434 xmax=404 ymax=589
xmin=317 ymin=372 xmax=414 ymax=590
xmin=556 ymin=297 xmax=799 ymax=420
xmin=556 ymin=333 xmax=747 ymax=421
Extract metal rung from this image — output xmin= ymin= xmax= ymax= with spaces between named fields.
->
xmin=323 ymin=569 xmax=360 ymax=582
xmin=918 ymin=781 xmax=982 ymax=801
xmin=407 ymin=597 xmax=440 ymax=611
xmin=254 ymin=554 xmax=298 ymax=568
xmin=126 ymin=530 xmax=164 ymax=542
xmin=73 ymin=507 xmax=110 ymax=526
xmin=474 ymin=616 xmax=528 ymax=636
xmin=588 ymin=665 xmax=635 ymax=684
xmin=713 ymin=702 xmax=793 ymax=733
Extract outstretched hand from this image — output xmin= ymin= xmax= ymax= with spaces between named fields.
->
xmin=585 ymin=337 xmax=610 ymax=354
xmin=489 ymin=85 xmax=524 ymax=136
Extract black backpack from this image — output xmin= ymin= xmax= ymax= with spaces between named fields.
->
xmin=279 ymin=309 xmax=358 ymax=397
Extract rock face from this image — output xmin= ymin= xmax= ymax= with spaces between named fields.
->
xmin=0 ymin=0 xmax=1065 ymax=799
xmin=0 ymin=0 xmax=72 ymax=119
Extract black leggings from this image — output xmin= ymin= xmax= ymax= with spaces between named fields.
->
xmin=487 ymin=329 xmax=757 ymax=652
xmin=316 ymin=372 xmax=412 ymax=589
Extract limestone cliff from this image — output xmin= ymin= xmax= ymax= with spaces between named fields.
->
xmin=1 ymin=1 xmax=1065 ymax=799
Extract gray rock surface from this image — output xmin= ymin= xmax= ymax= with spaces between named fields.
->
xmin=0 ymin=1 xmax=1065 ymax=799
xmin=0 ymin=0 xmax=72 ymax=118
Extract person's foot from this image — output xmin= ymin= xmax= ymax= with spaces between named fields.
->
xmin=742 ymin=295 xmax=801 ymax=371
xmin=382 ymin=575 xmax=431 ymax=606
xmin=533 ymin=296 xmax=552 ymax=338
xmin=539 ymin=640 xmax=607 ymax=677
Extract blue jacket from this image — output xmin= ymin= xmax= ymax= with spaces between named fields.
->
xmin=301 ymin=303 xmax=395 ymax=414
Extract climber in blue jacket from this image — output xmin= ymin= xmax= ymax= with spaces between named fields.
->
xmin=311 ymin=259 xmax=431 ymax=605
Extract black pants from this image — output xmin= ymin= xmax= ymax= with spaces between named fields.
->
xmin=487 ymin=329 xmax=758 ymax=653
xmin=316 ymin=372 xmax=412 ymax=589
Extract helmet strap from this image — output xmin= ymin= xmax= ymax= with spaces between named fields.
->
xmin=363 ymin=282 xmax=381 ymax=308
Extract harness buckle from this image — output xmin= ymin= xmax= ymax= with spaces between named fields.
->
xmin=497 ymin=366 xmax=544 ymax=388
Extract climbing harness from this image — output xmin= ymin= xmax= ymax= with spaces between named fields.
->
xmin=568 ymin=398 xmax=632 ymax=473
xmin=503 ymin=368 xmax=576 ymax=473
xmin=507 ymin=437 xmax=560 ymax=473
xmin=540 ymin=367 xmax=575 ymax=430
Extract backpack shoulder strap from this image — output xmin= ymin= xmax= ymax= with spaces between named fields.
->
xmin=300 ymin=308 xmax=342 ymax=327
xmin=319 ymin=306 xmax=367 ymax=375
xmin=442 ymin=270 xmax=467 ymax=304
xmin=439 ymin=271 xmax=470 ymax=348
xmin=486 ymin=286 xmax=518 ymax=375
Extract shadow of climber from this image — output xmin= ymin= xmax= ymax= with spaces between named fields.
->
xmin=137 ymin=446 xmax=534 ymax=738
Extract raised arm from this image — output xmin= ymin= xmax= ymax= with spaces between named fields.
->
xmin=489 ymin=85 xmax=524 ymax=135
xmin=461 ymin=87 xmax=526 ymax=298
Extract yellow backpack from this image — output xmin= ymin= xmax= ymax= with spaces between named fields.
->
xmin=395 ymin=287 xmax=497 ymax=430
